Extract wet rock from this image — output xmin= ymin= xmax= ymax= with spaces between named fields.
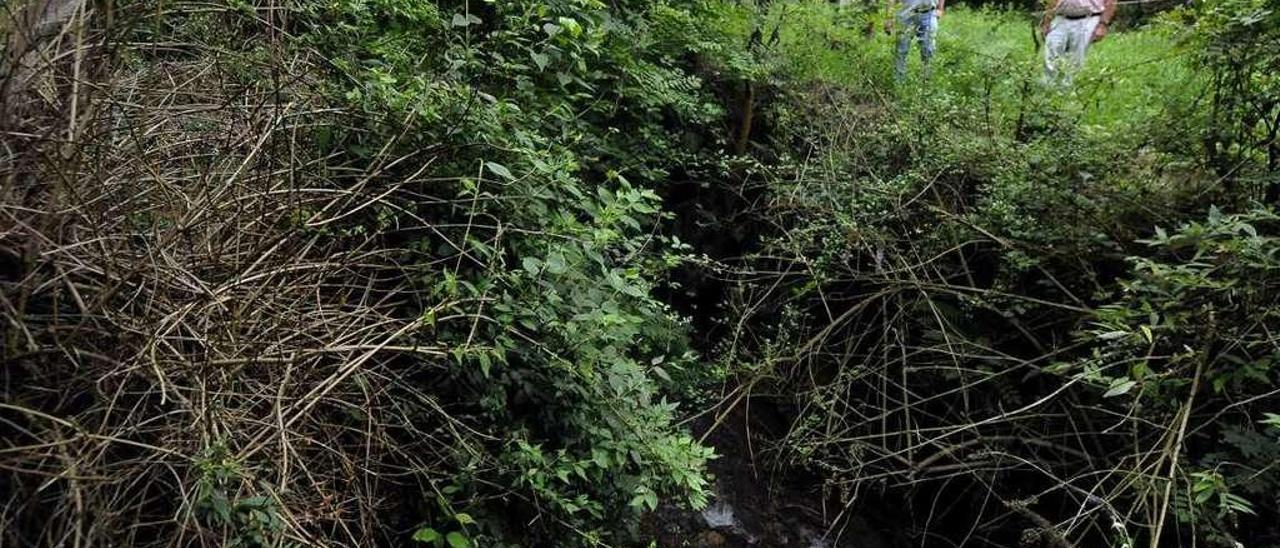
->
xmin=700 ymin=498 xmax=759 ymax=544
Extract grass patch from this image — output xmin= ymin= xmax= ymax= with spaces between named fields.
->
xmin=761 ymin=2 xmax=1202 ymax=135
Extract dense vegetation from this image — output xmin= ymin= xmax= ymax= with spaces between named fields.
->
xmin=1 ymin=0 xmax=1277 ymax=546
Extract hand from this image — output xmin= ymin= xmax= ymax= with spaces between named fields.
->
xmin=935 ymin=8 xmax=944 ymax=18
xmin=1091 ymin=21 xmax=1108 ymax=42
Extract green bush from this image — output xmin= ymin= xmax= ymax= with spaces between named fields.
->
xmin=708 ymin=2 xmax=1280 ymax=546
xmin=1070 ymin=207 xmax=1280 ymax=546
xmin=3 ymin=0 xmax=751 ymax=545
xmin=298 ymin=0 xmax=745 ymax=542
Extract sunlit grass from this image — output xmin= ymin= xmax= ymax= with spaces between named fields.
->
xmin=754 ymin=1 xmax=1203 ymax=135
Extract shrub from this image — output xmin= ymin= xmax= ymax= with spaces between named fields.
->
xmin=0 ymin=0 xmax=747 ymax=545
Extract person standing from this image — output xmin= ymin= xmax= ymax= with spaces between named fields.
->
xmin=885 ymin=0 xmax=945 ymax=81
xmin=1041 ymin=0 xmax=1117 ymax=86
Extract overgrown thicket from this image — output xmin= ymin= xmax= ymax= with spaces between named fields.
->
xmin=708 ymin=2 xmax=1280 ymax=547
xmin=0 ymin=0 xmax=755 ymax=545
xmin=3 ymin=0 xmax=1279 ymax=546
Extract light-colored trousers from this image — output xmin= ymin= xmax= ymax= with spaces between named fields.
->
xmin=1043 ymin=15 xmax=1100 ymax=86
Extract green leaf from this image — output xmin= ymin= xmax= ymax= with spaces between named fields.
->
xmin=557 ymin=17 xmax=582 ymax=37
xmin=652 ymin=366 xmax=672 ymax=383
xmin=445 ymin=532 xmax=471 ymax=548
xmin=485 ymin=161 xmax=515 ymax=181
xmin=1223 ymin=493 xmax=1256 ymax=515
xmin=412 ymin=528 xmax=442 ymax=543
xmin=629 ymin=493 xmax=647 ymax=509
xmin=531 ymin=52 xmax=550 ymax=71
xmin=1103 ymin=379 xmax=1136 ymax=398
xmin=628 ymin=487 xmax=659 ymax=511
xmin=643 ymin=490 xmax=659 ymax=511
xmin=210 ymin=492 xmax=232 ymax=524
xmin=245 ymin=496 xmax=275 ymax=510
xmin=454 ymin=512 xmax=474 ymax=525
xmin=592 ymin=448 xmax=609 ymax=469
xmin=1261 ymin=413 xmax=1280 ymax=429
xmin=545 ymin=252 xmax=567 ymax=274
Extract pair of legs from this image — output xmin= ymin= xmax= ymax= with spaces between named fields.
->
xmin=894 ymin=10 xmax=936 ymax=81
xmin=1043 ymin=15 xmax=1100 ymax=87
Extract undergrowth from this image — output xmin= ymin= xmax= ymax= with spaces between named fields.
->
xmin=710 ymin=2 xmax=1280 ymax=547
xmin=2 ymin=0 xmax=1278 ymax=547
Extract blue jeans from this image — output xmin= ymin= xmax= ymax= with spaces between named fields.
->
xmin=895 ymin=10 xmax=937 ymax=80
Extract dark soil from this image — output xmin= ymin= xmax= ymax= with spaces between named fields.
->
xmin=641 ymin=397 xmax=896 ymax=548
